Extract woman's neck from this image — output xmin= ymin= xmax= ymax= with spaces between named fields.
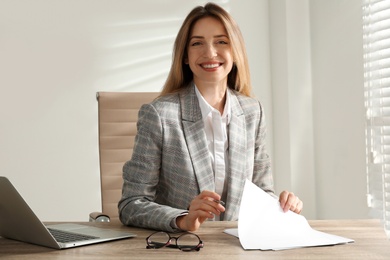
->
xmin=195 ymin=81 xmax=227 ymax=114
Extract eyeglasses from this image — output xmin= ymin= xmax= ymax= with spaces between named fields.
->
xmin=146 ymin=231 xmax=203 ymax=252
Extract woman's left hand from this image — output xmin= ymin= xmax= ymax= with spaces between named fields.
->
xmin=279 ymin=191 xmax=303 ymax=214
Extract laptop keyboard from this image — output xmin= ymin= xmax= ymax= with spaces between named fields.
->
xmin=48 ymin=228 xmax=100 ymax=243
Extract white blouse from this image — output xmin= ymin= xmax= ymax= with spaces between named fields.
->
xmin=194 ymin=85 xmax=231 ymax=219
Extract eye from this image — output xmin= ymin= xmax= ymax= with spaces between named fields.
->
xmin=216 ymin=39 xmax=229 ymax=45
xmin=190 ymin=41 xmax=202 ymax=47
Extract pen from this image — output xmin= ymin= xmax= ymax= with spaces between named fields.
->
xmin=213 ymin=199 xmax=225 ymax=206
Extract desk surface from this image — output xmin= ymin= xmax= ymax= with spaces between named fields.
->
xmin=0 ymin=219 xmax=389 ymax=259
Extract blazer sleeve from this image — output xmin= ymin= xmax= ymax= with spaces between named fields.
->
xmin=118 ymin=103 xmax=187 ymax=232
xmin=251 ymin=100 xmax=276 ymax=198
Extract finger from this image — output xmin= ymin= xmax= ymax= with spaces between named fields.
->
xmin=198 ymin=190 xmax=225 ymax=213
xmin=294 ymin=199 xmax=303 ymax=214
xmin=286 ymin=195 xmax=302 ymax=213
xmin=210 ymin=200 xmax=225 ymax=214
xmin=288 ymin=196 xmax=298 ymax=212
xmin=201 ymin=200 xmax=225 ymax=216
xmin=191 ymin=209 xmax=215 ymax=219
xmin=283 ymin=198 xmax=292 ymax=212
xmin=279 ymin=191 xmax=290 ymax=210
xmin=292 ymin=196 xmax=300 ymax=212
xmin=189 ymin=197 xmax=223 ymax=216
xmin=199 ymin=190 xmax=221 ymax=202
xmin=282 ymin=192 xmax=296 ymax=212
xmin=188 ymin=191 xmax=217 ymax=209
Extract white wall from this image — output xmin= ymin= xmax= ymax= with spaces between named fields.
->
xmin=309 ymin=0 xmax=367 ymax=219
xmin=269 ymin=0 xmax=367 ymax=219
xmin=269 ymin=0 xmax=317 ymax=218
xmin=0 ymin=0 xmax=368 ymax=221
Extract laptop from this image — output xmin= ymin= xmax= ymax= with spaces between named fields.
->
xmin=0 ymin=176 xmax=136 ymax=249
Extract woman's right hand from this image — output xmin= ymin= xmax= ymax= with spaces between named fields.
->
xmin=176 ymin=190 xmax=225 ymax=231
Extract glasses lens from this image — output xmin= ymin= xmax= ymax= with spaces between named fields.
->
xmin=147 ymin=232 xmax=170 ymax=249
xmin=177 ymin=233 xmax=201 ymax=251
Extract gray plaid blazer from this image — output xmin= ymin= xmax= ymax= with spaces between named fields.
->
xmin=118 ymin=84 xmax=275 ymax=232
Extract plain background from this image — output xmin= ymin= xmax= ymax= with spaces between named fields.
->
xmin=0 ymin=0 xmax=367 ymax=221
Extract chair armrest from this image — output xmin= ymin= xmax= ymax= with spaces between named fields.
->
xmin=89 ymin=212 xmax=110 ymax=222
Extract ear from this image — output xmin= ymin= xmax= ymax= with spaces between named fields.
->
xmin=184 ymin=58 xmax=189 ymax=64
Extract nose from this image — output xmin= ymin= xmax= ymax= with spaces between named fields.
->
xmin=204 ymin=43 xmax=217 ymax=58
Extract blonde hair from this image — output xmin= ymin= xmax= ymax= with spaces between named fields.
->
xmin=160 ymin=2 xmax=252 ymax=97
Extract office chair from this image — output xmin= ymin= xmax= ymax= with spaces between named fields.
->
xmin=90 ymin=92 xmax=159 ymax=222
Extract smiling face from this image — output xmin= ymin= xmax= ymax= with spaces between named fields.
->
xmin=186 ymin=16 xmax=234 ymax=89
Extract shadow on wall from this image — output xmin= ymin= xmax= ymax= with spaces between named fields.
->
xmin=95 ymin=1 xmax=231 ymax=92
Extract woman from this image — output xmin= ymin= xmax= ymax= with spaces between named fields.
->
xmin=118 ymin=2 xmax=303 ymax=232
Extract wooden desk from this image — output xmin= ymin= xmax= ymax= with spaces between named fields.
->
xmin=0 ymin=219 xmax=389 ymax=259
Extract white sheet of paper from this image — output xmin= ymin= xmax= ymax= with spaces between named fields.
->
xmin=225 ymin=179 xmax=354 ymax=250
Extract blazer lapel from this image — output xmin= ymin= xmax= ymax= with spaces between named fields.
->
xmin=224 ymin=90 xmax=247 ymax=220
xmin=180 ymin=86 xmax=215 ymax=193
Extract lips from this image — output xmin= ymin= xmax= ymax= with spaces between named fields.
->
xmin=201 ymin=63 xmax=222 ymax=69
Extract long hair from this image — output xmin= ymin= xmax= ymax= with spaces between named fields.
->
xmin=160 ymin=2 xmax=252 ymax=97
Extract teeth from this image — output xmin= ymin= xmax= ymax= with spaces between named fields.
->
xmin=202 ymin=63 xmax=219 ymax=69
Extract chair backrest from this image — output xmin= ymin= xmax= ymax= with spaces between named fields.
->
xmin=96 ymin=91 xmax=159 ymax=222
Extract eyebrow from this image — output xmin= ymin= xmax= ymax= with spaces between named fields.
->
xmin=189 ymin=34 xmax=229 ymax=40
